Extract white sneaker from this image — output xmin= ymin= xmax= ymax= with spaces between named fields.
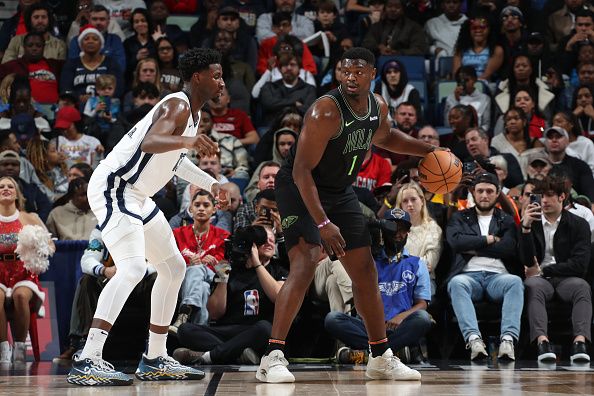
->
xmin=365 ymin=348 xmax=421 ymax=381
xmin=12 ymin=342 xmax=26 ymax=363
xmin=256 ymin=350 xmax=295 ymax=383
xmin=498 ymin=339 xmax=515 ymax=360
xmin=466 ymin=337 xmax=488 ymax=360
xmin=0 ymin=341 xmax=11 ymax=363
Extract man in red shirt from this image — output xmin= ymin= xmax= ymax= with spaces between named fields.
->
xmin=354 ymin=150 xmax=392 ymax=192
xmin=0 ymin=32 xmax=61 ymax=105
xmin=209 ymin=87 xmax=259 ymax=146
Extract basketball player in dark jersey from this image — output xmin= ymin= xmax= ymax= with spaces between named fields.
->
xmin=256 ymin=47 xmax=444 ymax=383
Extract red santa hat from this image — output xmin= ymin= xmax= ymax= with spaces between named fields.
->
xmin=77 ymin=24 xmax=105 ymax=50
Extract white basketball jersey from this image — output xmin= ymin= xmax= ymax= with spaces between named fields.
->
xmin=100 ymin=91 xmax=200 ymax=197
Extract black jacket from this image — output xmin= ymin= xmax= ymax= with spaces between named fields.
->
xmin=445 ymin=207 xmax=521 ymax=285
xmin=518 ymin=210 xmax=591 ymax=279
xmin=552 ymin=154 xmax=594 ymax=201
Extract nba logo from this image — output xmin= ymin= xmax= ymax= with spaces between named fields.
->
xmin=244 ymin=290 xmax=260 ymax=316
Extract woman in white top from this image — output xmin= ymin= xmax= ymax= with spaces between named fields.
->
xmin=552 ymin=110 xmax=594 ymax=175
xmin=373 ymin=59 xmax=422 ymax=121
xmin=395 ymin=182 xmax=443 ymax=294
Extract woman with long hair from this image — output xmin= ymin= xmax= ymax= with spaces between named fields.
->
xmin=495 ymin=88 xmax=547 ymax=137
xmin=123 ymin=58 xmax=162 ymax=113
xmin=253 ymin=106 xmax=303 ymax=166
xmin=395 ymin=182 xmax=443 ymax=294
xmin=453 ymin=15 xmax=504 ymax=81
xmin=444 ymin=104 xmax=478 ymax=161
xmin=123 ymin=8 xmax=157 ymax=83
xmin=46 ymin=177 xmax=97 ymax=240
xmin=155 ymin=37 xmax=183 ymax=93
xmin=552 ymin=110 xmax=594 ymax=174
xmin=572 ymin=84 xmax=594 ymax=138
xmin=374 ymin=59 xmax=422 ymax=120
xmin=26 ymin=135 xmax=68 ymax=202
xmin=0 ymin=176 xmax=53 ymax=363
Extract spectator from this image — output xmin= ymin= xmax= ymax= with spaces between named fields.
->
xmin=122 ymin=82 xmax=160 ymax=127
xmin=221 ymin=182 xmax=243 ymax=216
xmin=445 ymin=172 xmax=523 ymax=361
xmin=155 ymin=37 xmax=183 ymax=93
xmin=491 ymin=106 xmax=542 ymax=178
xmin=0 ymin=151 xmax=51 ymax=222
xmin=547 ymin=0 xmax=594 ymax=52
xmin=571 ymin=84 xmax=594 ymax=138
xmin=169 ymin=190 xmax=230 ymax=332
xmin=122 ymin=58 xmax=161 ymax=113
xmin=544 ymin=126 xmax=594 ymax=203
xmin=375 ymin=102 xmax=419 ymax=169
xmin=170 ymin=183 xmax=233 ymax=232
xmin=425 ymin=0 xmax=467 ymax=58
xmin=259 ymin=53 xmax=317 ymax=125
xmin=555 ymin=170 xmax=594 ymax=241
xmin=525 ymin=151 xmax=553 ymax=181
xmin=150 ymin=0 xmax=190 ymax=53
xmin=0 ymin=175 xmax=52 ymax=364
xmin=0 ymin=78 xmax=51 ymax=140
xmin=361 ymin=0 xmax=428 ymax=56
xmin=0 ymin=0 xmax=41 ymax=60
xmin=94 ymin=0 xmax=146 ymax=38
xmin=442 ymin=104 xmax=476 ymax=162
xmin=46 ymin=177 xmax=97 ymax=240
xmin=235 ymin=184 xmax=279 ymax=232
xmin=60 ymin=24 xmax=124 ymax=105
xmin=52 ymin=226 xmax=156 ymax=362
xmin=553 ymin=110 xmax=594 ymax=174
xmin=189 ymin=1 xmax=222 ymax=50
xmin=418 ymin=125 xmax=441 ymax=147
xmin=465 ymin=127 xmax=524 ymax=188
xmin=325 ymin=208 xmax=432 ymax=364
xmin=253 ymin=106 xmax=303 ymax=165
xmin=52 ymin=106 xmax=103 ymax=168
xmin=0 ymin=33 xmax=62 ymax=106
xmin=453 ymin=15 xmax=505 ymax=81
xmin=374 ymin=59 xmax=422 ymax=121
xmin=224 ymin=0 xmax=267 ymax=36
xmin=345 ymin=0 xmax=384 ymax=43
xmin=67 ymin=6 xmax=126 ymax=72
xmin=68 ymin=162 xmax=92 ymax=181
xmin=444 ymin=65 xmax=491 ymax=131
xmin=559 ymin=9 xmax=594 ymax=74
xmin=310 ymin=250 xmax=352 ymax=313
xmin=495 ymin=88 xmax=548 ymax=137
xmin=83 ymin=74 xmax=121 ymax=142
xmin=256 ymin=0 xmax=314 ymax=43
xmin=2 ymin=3 xmax=67 ymax=63
xmin=66 ymin=0 xmax=126 ymax=43
xmin=26 ymin=135 xmax=68 ymax=202
xmin=208 ymin=87 xmax=259 ymax=146
xmin=499 ymin=6 xmax=528 ymax=76
xmin=520 ymin=176 xmax=592 ymax=363
xmin=354 ymin=150 xmax=392 ymax=192
xmin=173 ymin=226 xmax=288 ymax=365
xmin=123 ymin=8 xmax=157 ymax=83
xmin=395 ymin=183 xmax=443 ymax=293
xmin=312 ymin=0 xmax=350 ymax=68
xmin=527 ymin=33 xmax=554 ymax=80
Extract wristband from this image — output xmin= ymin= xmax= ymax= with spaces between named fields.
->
xmin=383 ymin=198 xmax=393 ymax=209
xmin=317 ymin=219 xmax=331 ymax=229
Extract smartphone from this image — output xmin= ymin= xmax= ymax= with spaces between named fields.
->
xmin=529 ymin=194 xmax=541 ymax=206
xmin=259 ymin=207 xmax=272 ymax=222
xmin=463 ymin=162 xmax=477 ymax=174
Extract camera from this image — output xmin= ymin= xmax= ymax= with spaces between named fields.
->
xmin=224 ymin=225 xmax=268 ymax=268
xmin=368 ymin=218 xmax=399 ymax=257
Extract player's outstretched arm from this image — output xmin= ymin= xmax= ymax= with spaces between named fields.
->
xmin=372 ymin=94 xmax=438 ymax=156
xmin=140 ymin=98 xmax=218 ymax=157
xmin=293 ymin=98 xmax=346 ymax=257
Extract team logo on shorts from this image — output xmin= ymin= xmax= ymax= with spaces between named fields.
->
xmin=281 ymin=215 xmax=298 ymax=230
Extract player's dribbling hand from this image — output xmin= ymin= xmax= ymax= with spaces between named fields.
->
xmin=191 ymin=135 xmax=219 ymax=158
xmin=319 ymin=222 xmax=346 ymax=258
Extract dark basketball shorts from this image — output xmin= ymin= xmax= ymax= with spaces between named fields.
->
xmin=275 ymin=180 xmax=371 ymax=252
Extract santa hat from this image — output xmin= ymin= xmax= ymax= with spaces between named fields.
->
xmin=78 ymin=24 xmax=105 ymax=50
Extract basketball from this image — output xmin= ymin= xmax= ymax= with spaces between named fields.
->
xmin=418 ymin=150 xmax=462 ymax=194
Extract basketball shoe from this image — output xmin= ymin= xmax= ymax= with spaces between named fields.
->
xmin=365 ymin=348 xmax=421 ymax=381
xmin=256 ymin=350 xmax=295 ymax=383
xmin=135 ymin=354 xmax=205 ymax=381
xmin=67 ymin=356 xmax=133 ymax=386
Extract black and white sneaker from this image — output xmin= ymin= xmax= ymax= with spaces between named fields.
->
xmin=67 ymin=356 xmax=133 ymax=386
xmin=537 ymin=341 xmax=556 ymax=362
xmin=570 ymin=341 xmax=590 ymax=363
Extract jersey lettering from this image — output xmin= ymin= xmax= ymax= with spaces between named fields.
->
xmin=343 ymin=128 xmax=373 ymax=155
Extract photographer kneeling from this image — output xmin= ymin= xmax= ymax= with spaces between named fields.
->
xmin=173 ymin=225 xmax=289 ymax=365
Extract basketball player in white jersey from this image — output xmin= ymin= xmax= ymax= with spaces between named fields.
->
xmin=67 ymin=48 xmax=226 ymax=386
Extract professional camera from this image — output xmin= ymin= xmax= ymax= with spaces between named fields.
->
xmin=368 ymin=218 xmax=399 ymax=257
xmin=224 ymin=225 xmax=268 ymax=268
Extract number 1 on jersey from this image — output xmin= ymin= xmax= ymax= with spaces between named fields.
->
xmin=348 ymin=155 xmax=358 ymax=176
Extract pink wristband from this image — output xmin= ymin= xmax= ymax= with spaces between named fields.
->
xmin=317 ymin=219 xmax=331 ymax=229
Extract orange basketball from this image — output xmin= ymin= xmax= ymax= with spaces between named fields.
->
xmin=418 ymin=150 xmax=462 ymax=194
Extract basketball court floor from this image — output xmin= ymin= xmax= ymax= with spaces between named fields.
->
xmin=1 ymin=360 xmax=594 ymax=395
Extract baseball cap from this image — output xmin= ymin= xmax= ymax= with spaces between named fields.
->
xmin=472 ymin=172 xmax=500 ymax=189
xmin=526 ymin=151 xmax=551 ymax=167
xmin=54 ymin=106 xmax=81 ymax=129
xmin=527 ymin=32 xmax=544 ymax=44
xmin=500 ymin=5 xmax=523 ymax=21
xmin=218 ymin=6 xmax=239 ymax=17
xmin=0 ymin=150 xmax=20 ymax=164
xmin=545 ymin=126 xmax=569 ymax=139
xmin=383 ymin=208 xmax=412 ymax=227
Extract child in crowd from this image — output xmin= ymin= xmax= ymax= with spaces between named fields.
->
xmin=83 ymin=74 xmax=120 ymax=136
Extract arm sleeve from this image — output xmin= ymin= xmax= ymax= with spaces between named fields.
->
xmin=173 ymin=155 xmax=219 ymax=193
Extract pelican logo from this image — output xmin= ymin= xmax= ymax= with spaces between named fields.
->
xmin=390 ymin=208 xmax=407 ymax=220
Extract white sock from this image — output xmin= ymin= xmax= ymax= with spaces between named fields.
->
xmin=468 ymin=334 xmax=480 ymax=342
xmin=201 ymin=351 xmax=212 ymax=364
xmin=80 ymin=328 xmax=109 ymax=360
xmin=501 ymin=335 xmax=513 ymax=342
xmin=146 ymin=331 xmax=168 ymax=359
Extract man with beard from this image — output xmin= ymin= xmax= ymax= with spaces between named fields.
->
xmin=375 ymin=102 xmax=418 ymax=169
xmin=324 ymin=208 xmax=432 ymax=364
xmin=445 ymin=172 xmax=523 ymax=361
xmin=2 ymin=2 xmax=67 ymax=62
xmin=499 ymin=6 xmax=528 ymax=77
xmin=260 ymin=53 xmax=316 ymax=125
xmin=548 ymin=0 xmax=594 ymax=52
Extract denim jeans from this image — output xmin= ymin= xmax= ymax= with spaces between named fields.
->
xmin=324 ymin=310 xmax=432 ymax=351
xmin=180 ymin=265 xmax=215 ymax=325
xmin=447 ymin=271 xmax=524 ymax=342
